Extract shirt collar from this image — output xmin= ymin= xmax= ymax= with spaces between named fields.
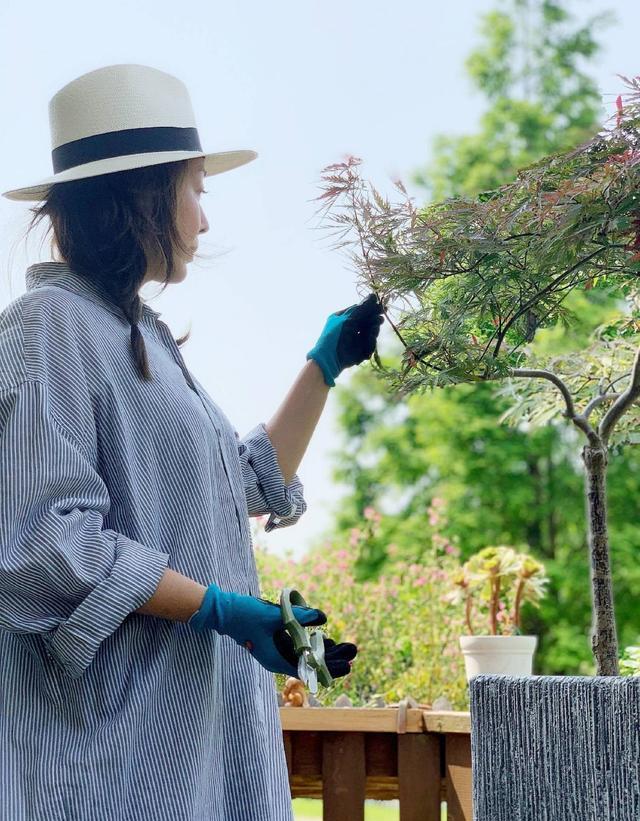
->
xmin=25 ymin=261 xmax=162 ymax=322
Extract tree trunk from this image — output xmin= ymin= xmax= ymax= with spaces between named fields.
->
xmin=582 ymin=444 xmax=619 ymax=676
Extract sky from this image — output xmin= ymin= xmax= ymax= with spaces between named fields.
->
xmin=1 ymin=0 xmax=639 ymax=560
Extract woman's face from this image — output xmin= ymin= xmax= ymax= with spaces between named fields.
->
xmin=143 ymin=157 xmax=209 ymax=286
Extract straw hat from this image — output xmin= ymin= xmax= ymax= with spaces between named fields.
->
xmin=1 ymin=63 xmax=257 ymax=201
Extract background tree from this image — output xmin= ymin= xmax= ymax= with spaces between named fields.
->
xmin=414 ymin=0 xmax=611 ymax=200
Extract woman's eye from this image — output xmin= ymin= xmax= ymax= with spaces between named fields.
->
xmin=200 ymin=189 xmax=208 ymax=195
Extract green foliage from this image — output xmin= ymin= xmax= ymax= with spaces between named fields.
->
xmin=620 ymin=646 xmax=640 ymax=675
xmin=414 ymin=0 xmax=610 ymax=200
xmin=329 ymin=352 xmax=581 ymax=561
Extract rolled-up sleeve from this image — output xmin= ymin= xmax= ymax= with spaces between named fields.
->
xmin=0 ymin=380 xmax=170 ymax=679
xmin=235 ymin=422 xmax=307 ymax=532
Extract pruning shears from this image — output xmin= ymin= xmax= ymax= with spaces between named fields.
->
xmin=280 ymin=588 xmax=333 ymax=695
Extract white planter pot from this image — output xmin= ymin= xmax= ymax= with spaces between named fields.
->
xmin=459 ymin=635 xmax=538 ymax=681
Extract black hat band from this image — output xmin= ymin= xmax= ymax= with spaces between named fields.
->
xmin=52 ymin=126 xmax=203 ymax=173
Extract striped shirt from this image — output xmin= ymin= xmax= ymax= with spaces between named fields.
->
xmin=0 ymin=262 xmax=306 ymax=820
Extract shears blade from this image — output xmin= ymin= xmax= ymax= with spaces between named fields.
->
xmin=297 ymin=651 xmax=318 ymax=695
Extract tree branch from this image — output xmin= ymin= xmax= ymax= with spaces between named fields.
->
xmin=599 ymin=345 xmax=640 ymax=443
xmin=604 ymin=371 xmax=632 ymax=393
xmin=583 ymin=393 xmax=620 ymax=420
xmin=511 ymin=368 xmax=576 ymax=414
xmin=510 ymin=368 xmax=599 ymax=445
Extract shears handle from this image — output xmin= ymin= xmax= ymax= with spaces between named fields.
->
xmin=280 ymin=588 xmax=333 ymax=689
xmin=280 ymin=588 xmax=312 ymax=654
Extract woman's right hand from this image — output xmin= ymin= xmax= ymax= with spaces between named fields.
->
xmin=188 ymin=583 xmax=330 ymax=677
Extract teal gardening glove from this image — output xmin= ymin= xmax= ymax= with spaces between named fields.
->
xmin=306 ymin=293 xmax=385 ymax=387
xmin=188 ymin=584 xmax=357 ymax=679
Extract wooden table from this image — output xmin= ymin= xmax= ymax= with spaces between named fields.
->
xmin=280 ymin=708 xmax=472 ymax=820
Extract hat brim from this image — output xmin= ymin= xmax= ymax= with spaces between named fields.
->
xmin=1 ymin=149 xmax=258 ymax=201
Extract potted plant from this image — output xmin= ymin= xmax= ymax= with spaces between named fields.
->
xmin=445 ymin=546 xmax=549 ymax=680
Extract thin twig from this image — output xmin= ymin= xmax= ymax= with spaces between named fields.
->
xmin=584 ymin=393 xmax=621 ymax=420
xmin=604 ymin=371 xmax=632 ymax=393
xmin=492 ymin=246 xmax=609 ymax=357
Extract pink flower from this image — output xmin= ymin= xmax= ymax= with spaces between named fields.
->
xmin=363 ymin=506 xmax=377 ymax=520
xmin=413 ymin=577 xmax=427 ymax=587
xmin=429 ymin=512 xmax=439 ymax=526
xmin=445 ymin=544 xmax=460 ymax=556
xmin=349 ymin=528 xmax=362 ymax=547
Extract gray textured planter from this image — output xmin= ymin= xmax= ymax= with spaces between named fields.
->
xmin=469 ymin=674 xmax=640 ymax=820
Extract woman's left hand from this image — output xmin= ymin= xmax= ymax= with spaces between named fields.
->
xmin=306 ymin=293 xmax=385 ymax=387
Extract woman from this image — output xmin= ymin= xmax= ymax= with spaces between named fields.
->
xmin=0 ymin=64 xmax=383 ymax=820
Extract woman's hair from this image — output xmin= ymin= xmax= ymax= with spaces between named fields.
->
xmin=23 ymin=159 xmax=196 ymax=381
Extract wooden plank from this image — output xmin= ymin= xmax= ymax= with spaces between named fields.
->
xmin=283 ymin=732 xmax=293 ymax=779
xmin=365 ymin=733 xmax=397 ymax=776
xmin=291 ymin=775 xmax=322 ymax=800
xmin=280 ymin=707 xmax=425 ymax=733
xmin=423 ymin=711 xmax=471 ymax=734
xmin=445 ymin=733 xmax=473 ymax=821
xmin=398 ymin=734 xmax=442 ymax=821
xmin=290 ymin=775 xmax=399 ymax=801
xmin=322 ymin=732 xmax=366 ymax=821
xmin=291 ymin=730 xmax=322 ymax=777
